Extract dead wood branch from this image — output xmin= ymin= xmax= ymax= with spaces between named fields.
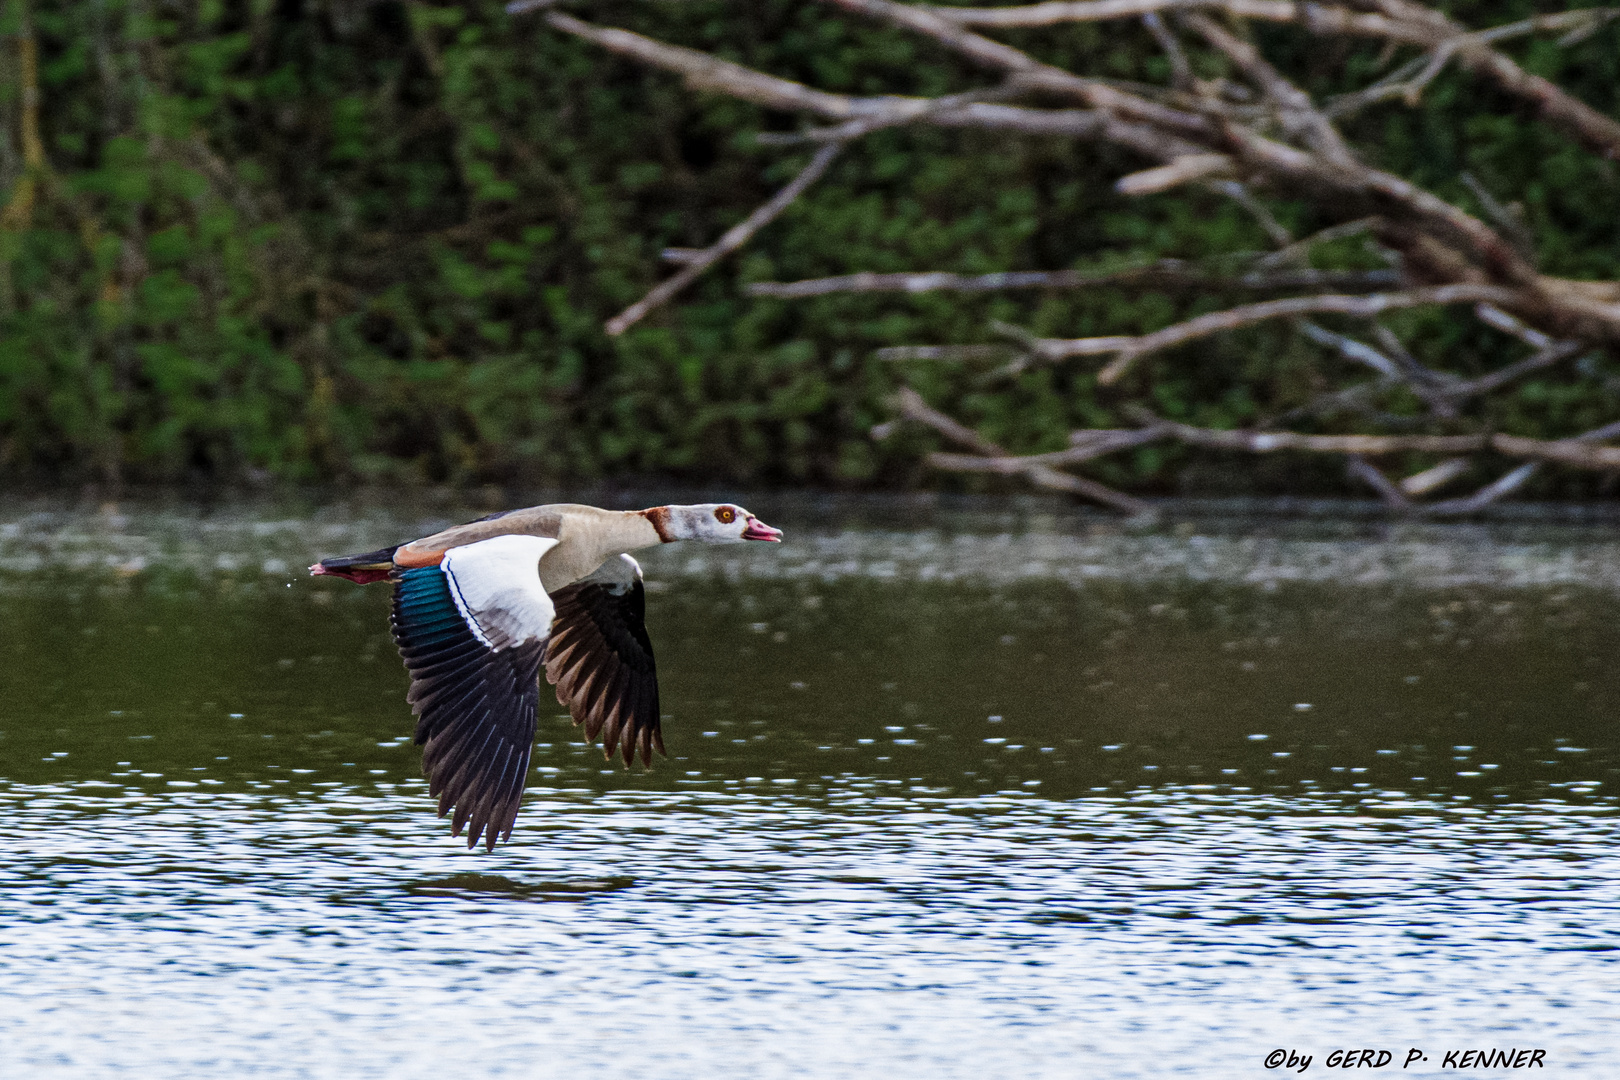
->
xmin=1348 ymin=414 xmax=1620 ymax=515
xmin=1345 ymin=455 xmax=1414 ymax=507
xmin=542 ymin=3 xmax=1606 ymax=340
xmin=894 ymin=391 xmax=1620 ymax=514
xmin=1116 ymin=153 xmax=1232 ymax=195
xmin=1183 ymin=12 xmax=1356 ymax=167
xmin=923 ymin=1 xmax=1399 ymax=30
xmin=1067 ymin=285 xmax=1517 ymax=383
xmin=1418 ymin=463 xmax=1541 ymax=516
xmin=929 ymin=427 xmax=1169 ymax=471
xmin=543 ymin=12 xmax=867 ymax=120
xmin=541 ymin=12 xmax=1199 ymax=158
xmin=876 ymin=344 xmax=1013 ymax=363
xmin=522 ymin=0 xmax=1620 ymax=511
xmin=1442 ymin=340 xmax=1586 ymax=401
xmin=1255 ymin=219 xmax=1376 ymax=270
xmin=1399 ymin=457 xmax=1472 ymax=497
xmin=1300 ymin=319 xmax=1585 ymax=405
xmin=1474 ymin=303 xmax=1551 ymax=349
xmin=1208 ymin=181 xmax=1293 ymax=248
xmin=886 ymin=388 xmax=1154 ymax=514
xmin=748 ymin=264 xmax=1398 ymax=299
xmin=1141 ymin=11 xmax=1194 ymax=93
xmin=925 ymin=1 xmax=1620 ymax=159
xmin=605 ymin=142 xmax=842 ymax=335
xmin=1143 ymin=421 xmax=1487 ymax=456
xmin=1137 ymin=417 xmax=1620 ymax=472
xmin=817 ymin=0 xmax=1220 ymax=138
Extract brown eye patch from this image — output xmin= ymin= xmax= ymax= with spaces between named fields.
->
xmin=715 ymin=508 xmax=736 ymax=524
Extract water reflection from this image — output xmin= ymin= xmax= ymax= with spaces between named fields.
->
xmin=1 ymin=499 xmax=1618 ymax=1077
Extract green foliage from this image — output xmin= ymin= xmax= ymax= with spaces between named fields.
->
xmin=0 ymin=0 xmax=1615 ymax=495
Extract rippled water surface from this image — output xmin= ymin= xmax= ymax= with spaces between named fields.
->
xmin=3 ymin=496 xmax=1619 ymax=1077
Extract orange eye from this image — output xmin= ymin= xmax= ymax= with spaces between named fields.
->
xmin=716 ymin=508 xmax=736 ymax=524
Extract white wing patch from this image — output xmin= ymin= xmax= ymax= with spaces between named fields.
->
xmin=441 ymin=535 xmax=561 ymax=650
xmin=578 ymin=553 xmax=643 ymax=596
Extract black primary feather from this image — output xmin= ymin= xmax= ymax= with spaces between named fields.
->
xmin=390 ymin=565 xmax=543 ymax=850
xmin=545 ymin=574 xmax=662 ymax=765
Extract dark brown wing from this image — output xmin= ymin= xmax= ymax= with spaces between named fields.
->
xmin=544 ymin=555 xmax=663 ymax=766
xmin=390 ymin=562 xmax=545 ymax=850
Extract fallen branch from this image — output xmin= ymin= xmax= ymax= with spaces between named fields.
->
xmin=875 ymin=344 xmax=1013 ymax=363
xmin=1034 ymin=285 xmax=1524 ymax=383
xmin=1399 ymin=456 xmax=1473 ymax=497
xmin=924 ymin=0 xmax=1404 ymax=31
xmin=521 ymin=0 xmax=1620 ymax=513
xmin=1147 ymin=421 xmax=1487 ymax=456
xmin=885 ymin=388 xmax=1153 ymax=514
xmin=747 ymin=264 xmax=1398 ymax=299
xmin=1142 ymin=416 xmax=1620 ymax=470
xmin=1184 ymin=12 xmax=1356 ymax=167
xmin=543 ymin=11 xmax=868 ymax=121
xmin=1345 ymin=455 xmax=1414 ymax=507
xmin=1348 ymin=415 xmax=1620 ymax=515
xmin=924 ymin=1 xmax=1620 ymax=158
xmin=929 ymin=426 xmax=1169 ymax=471
xmin=542 ymin=2 xmax=1578 ymax=330
xmin=1115 ymin=153 xmax=1232 ymax=195
xmin=1419 ymin=463 xmax=1541 ymax=516
xmin=605 ymin=143 xmax=842 ymax=336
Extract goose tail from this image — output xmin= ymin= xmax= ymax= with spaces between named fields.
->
xmin=309 ymin=545 xmax=400 ymax=584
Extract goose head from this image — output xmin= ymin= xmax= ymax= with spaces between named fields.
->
xmin=658 ymin=503 xmax=782 ymax=543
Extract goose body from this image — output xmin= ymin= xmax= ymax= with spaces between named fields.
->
xmin=310 ymin=502 xmax=782 ymax=849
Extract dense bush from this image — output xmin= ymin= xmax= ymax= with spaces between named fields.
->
xmin=0 ymin=0 xmax=1615 ymax=493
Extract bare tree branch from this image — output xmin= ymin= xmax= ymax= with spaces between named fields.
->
xmin=1399 ymin=456 xmax=1472 ymax=497
xmin=1141 ymin=11 xmax=1194 ymax=93
xmin=1183 ymin=12 xmax=1357 ymax=167
xmin=1115 ymin=153 xmax=1233 ymax=195
xmin=1255 ymin=218 xmax=1376 ymax=269
xmin=1141 ymin=420 xmax=1488 ymax=456
xmin=605 ymin=143 xmax=842 ymax=336
xmin=876 ymin=344 xmax=1014 ymax=363
xmin=1442 ymin=340 xmax=1586 ymax=401
xmin=1419 ymin=462 xmax=1540 ymax=516
xmin=923 ymin=0 xmax=1402 ymax=31
xmin=543 ymin=11 xmax=869 ymax=120
xmin=922 ymin=1 xmax=1620 ymax=159
xmin=1208 ymin=180 xmax=1294 ymax=248
xmin=747 ymin=264 xmax=1398 ymax=299
xmin=1474 ymin=303 xmax=1552 ymax=349
xmin=542 ymin=3 xmax=1613 ymax=343
xmin=817 ymin=0 xmax=1220 ymax=138
xmin=886 ymin=389 xmax=1154 ymax=514
xmin=525 ymin=0 xmax=1620 ymax=514
xmin=1066 ymin=285 xmax=1517 ymax=383
xmin=541 ymin=12 xmax=1203 ymax=158
xmin=1376 ymin=0 xmax=1620 ymax=160
xmin=1492 ymin=433 xmax=1620 ymax=471
xmin=1346 ymin=455 xmax=1415 ymax=507
xmin=930 ymin=427 xmax=1169 ymax=471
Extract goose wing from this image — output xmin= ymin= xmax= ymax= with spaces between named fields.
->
xmin=544 ymin=554 xmax=663 ymax=766
xmin=389 ymin=535 xmax=559 ymax=850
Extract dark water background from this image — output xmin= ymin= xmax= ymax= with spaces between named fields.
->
xmin=2 ymin=496 xmax=1618 ymax=1077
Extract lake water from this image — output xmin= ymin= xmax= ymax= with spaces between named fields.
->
xmin=2 ymin=494 xmax=1618 ymax=1077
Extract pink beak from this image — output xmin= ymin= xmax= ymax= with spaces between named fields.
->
xmin=740 ymin=515 xmax=783 ymax=542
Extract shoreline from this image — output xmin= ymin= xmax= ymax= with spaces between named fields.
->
xmin=5 ymin=490 xmax=1620 ymax=591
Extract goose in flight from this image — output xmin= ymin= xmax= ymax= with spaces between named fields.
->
xmin=310 ymin=502 xmax=783 ymax=850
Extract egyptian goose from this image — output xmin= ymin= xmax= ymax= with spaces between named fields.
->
xmin=310 ymin=502 xmax=783 ymax=850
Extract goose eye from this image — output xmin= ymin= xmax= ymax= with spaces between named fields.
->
xmin=715 ymin=508 xmax=735 ymax=524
